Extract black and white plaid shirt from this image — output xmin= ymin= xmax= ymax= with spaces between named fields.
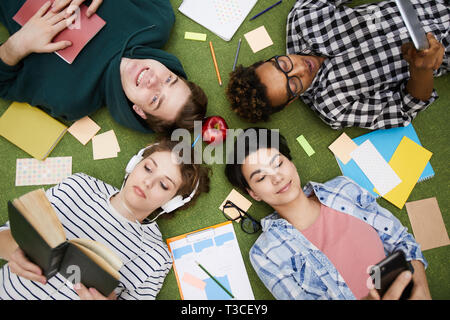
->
xmin=286 ymin=0 xmax=449 ymax=129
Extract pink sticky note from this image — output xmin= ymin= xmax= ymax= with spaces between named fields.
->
xmin=182 ymin=272 xmax=206 ymax=290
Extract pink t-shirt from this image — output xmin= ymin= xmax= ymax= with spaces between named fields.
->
xmin=302 ymin=204 xmax=386 ymax=299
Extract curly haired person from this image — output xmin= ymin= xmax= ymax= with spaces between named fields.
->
xmin=227 ymin=0 xmax=449 ymax=130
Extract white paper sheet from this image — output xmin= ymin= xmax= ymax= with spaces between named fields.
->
xmin=350 ymin=140 xmax=401 ymax=196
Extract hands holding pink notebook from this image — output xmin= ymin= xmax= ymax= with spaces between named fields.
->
xmin=13 ymin=0 xmax=106 ymax=64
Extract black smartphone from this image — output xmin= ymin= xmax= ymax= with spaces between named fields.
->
xmin=369 ymin=251 xmax=415 ymax=300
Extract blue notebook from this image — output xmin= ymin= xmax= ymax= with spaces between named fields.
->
xmin=336 ymin=124 xmax=434 ymax=198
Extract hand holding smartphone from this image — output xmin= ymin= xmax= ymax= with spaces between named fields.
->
xmin=369 ymin=250 xmax=415 ymax=300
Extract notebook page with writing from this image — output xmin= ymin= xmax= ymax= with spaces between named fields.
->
xmin=375 ymin=137 xmax=432 ymax=209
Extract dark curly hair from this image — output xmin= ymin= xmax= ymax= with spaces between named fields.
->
xmin=227 ymin=62 xmax=285 ymax=122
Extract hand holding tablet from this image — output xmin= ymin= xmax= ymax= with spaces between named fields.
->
xmin=395 ymin=0 xmax=429 ymax=51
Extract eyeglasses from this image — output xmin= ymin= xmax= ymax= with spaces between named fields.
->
xmin=266 ymin=55 xmax=303 ymax=103
xmin=222 ymin=200 xmax=261 ymax=234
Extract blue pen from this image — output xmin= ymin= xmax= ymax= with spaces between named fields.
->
xmin=232 ymin=38 xmax=242 ymax=71
xmin=249 ymin=1 xmax=282 ymax=21
xmin=192 ymin=134 xmax=201 ymax=147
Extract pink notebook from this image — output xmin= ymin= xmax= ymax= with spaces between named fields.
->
xmin=13 ymin=0 xmax=106 ymax=64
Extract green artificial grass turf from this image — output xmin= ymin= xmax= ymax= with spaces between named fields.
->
xmin=0 ymin=0 xmax=449 ymax=300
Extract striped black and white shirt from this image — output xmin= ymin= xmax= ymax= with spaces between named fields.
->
xmin=0 ymin=173 xmax=173 ymax=300
xmin=286 ymin=0 xmax=449 ymax=129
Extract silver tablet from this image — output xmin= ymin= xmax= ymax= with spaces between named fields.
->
xmin=395 ymin=0 xmax=429 ymax=50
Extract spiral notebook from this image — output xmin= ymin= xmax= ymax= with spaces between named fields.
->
xmin=374 ymin=136 xmax=432 ymax=209
xmin=336 ymin=124 xmax=434 ymax=198
xmin=178 ymin=0 xmax=258 ymax=41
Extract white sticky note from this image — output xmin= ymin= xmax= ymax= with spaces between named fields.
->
xmin=350 ymin=140 xmax=401 ymax=196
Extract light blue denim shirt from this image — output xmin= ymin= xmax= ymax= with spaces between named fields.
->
xmin=249 ymin=176 xmax=427 ymax=300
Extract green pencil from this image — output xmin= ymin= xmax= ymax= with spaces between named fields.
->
xmin=195 ymin=261 xmax=234 ymax=299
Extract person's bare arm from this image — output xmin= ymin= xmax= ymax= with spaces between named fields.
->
xmin=403 ymin=33 xmax=445 ymax=101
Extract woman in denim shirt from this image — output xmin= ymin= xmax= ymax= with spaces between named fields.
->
xmin=225 ymin=128 xmax=431 ymax=300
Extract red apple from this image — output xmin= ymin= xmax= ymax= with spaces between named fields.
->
xmin=202 ymin=116 xmax=228 ymax=145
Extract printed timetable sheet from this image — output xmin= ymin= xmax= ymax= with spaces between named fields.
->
xmin=167 ymin=221 xmax=254 ymax=300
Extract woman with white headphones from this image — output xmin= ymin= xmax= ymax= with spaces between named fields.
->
xmin=0 ymin=137 xmax=210 ymax=300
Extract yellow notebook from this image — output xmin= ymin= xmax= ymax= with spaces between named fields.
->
xmin=375 ymin=137 xmax=432 ymax=209
xmin=0 ymin=102 xmax=67 ymax=160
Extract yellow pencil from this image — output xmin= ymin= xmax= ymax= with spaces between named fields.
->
xmin=209 ymin=41 xmax=222 ymax=86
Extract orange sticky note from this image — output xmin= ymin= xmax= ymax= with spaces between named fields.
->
xmin=182 ymin=272 xmax=206 ymax=290
xmin=219 ymin=189 xmax=253 ymax=222
xmin=328 ymin=133 xmax=358 ymax=164
xmin=92 ymin=130 xmax=120 ymax=160
xmin=406 ymin=198 xmax=450 ymax=251
xmin=68 ymin=116 xmax=101 ymax=145
xmin=244 ymin=25 xmax=273 ymax=53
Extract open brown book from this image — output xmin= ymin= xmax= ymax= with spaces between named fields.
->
xmin=8 ymin=189 xmax=123 ymax=296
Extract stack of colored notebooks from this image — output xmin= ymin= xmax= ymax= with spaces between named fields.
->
xmin=336 ymin=124 xmax=433 ymax=209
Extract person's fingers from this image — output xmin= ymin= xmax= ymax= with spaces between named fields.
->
xmin=88 ymin=287 xmax=108 ymax=300
xmin=74 ymin=283 xmax=93 ymax=300
xmin=401 ymin=42 xmax=414 ymax=55
xmin=53 ymin=13 xmax=77 ymax=33
xmin=87 ymin=0 xmax=103 ymax=17
xmin=367 ymin=288 xmax=381 ymax=300
xmin=8 ymin=261 xmax=46 ymax=284
xmin=47 ymin=8 xmax=68 ymax=25
xmin=34 ymin=1 xmax=53 ymax=19
xmin=51 ymin=0 xmax=72 ymax=13
xmin=382 ymin=271 xmax=412 ymax=300
xmin=13 ymin=250 xmax=43 ymax=276
xmin=64 ymin=0 xmax=84 ymax=18
xmin=433 ymin=46 xmax=444 ymax=70
xmin=44 ymin=41 xmax=72 ymax=53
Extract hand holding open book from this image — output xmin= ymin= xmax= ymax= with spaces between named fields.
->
xmin=7 ymin=189 xmax=123 ymax=297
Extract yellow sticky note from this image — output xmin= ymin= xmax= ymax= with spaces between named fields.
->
xmin=184 ymin=32 xmax=207 ymax=41
xmin=375 ymin=137 xmax=432 ymax=209
xmin=296 ymin=135 xmax=315 ymax=157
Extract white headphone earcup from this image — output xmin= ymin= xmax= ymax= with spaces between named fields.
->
xmin=161 ymin=195 xmax=185 ymax=213
xmin=125 ymin=155 xmax=142 ymax=174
